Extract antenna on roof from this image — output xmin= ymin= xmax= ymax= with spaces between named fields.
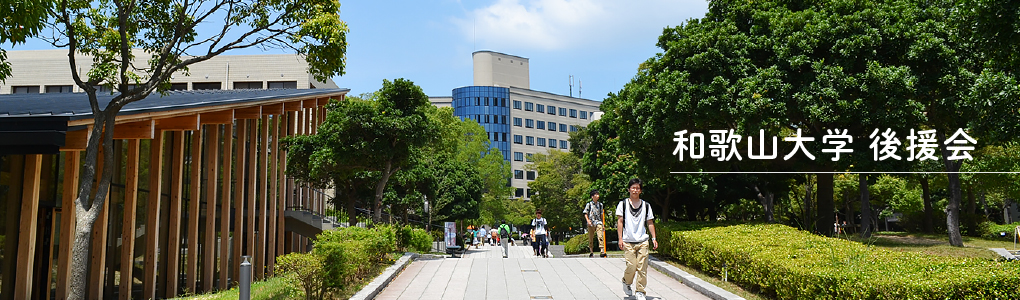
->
xmin=579 ymin=80 xmax=582 ymax=98
xmin=569 ymin=75 xmax=574 ymax=97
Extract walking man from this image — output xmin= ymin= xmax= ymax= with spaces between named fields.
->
xmin=617 ymin=178 xmax=657 ymax=300
xmin=498 ymin=220 xmax=512 ymax=258
xmin=583 ymin=189 xmax=607 ymax=258
xmin=532 ymin=210 xmax=549 ymax=258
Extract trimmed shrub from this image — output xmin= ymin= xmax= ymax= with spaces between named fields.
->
xmin=980 ymin=221 xmax=1020 ymax=241
xmin=663 ymin=222 xmax=1020 ymax=300
xmin=564 ymin=234 xmax=590 ymax=254
xmin=409 ymin=228 xmax=433 ymax=253
xmin=276 ymin=252 xmax=325 ymax=300
xmin=396 ymin=225 xmax=414 ymax=251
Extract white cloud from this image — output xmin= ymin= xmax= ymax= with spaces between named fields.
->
xmin=456 ymin=0 xmax=707 ymax=51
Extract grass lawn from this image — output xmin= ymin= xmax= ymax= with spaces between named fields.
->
xmin=180 ymin=276 xmax=297 ymax=300
xmin=840 ymin=231 xmax=1017 ymax=260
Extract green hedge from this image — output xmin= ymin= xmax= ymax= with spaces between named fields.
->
xmin=661 ymin=222 xmax=1020 ymax=300
xmin=564 ymin=234 xmax=590 ymax=254
xmin=980 ymin=221 xmax=1020 ymax=241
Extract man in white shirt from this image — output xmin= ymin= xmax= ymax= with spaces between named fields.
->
xmin=532 ymin=210 xmax=549 ymax=258
xmin=616 ymin=178 xmax=657 ymax=300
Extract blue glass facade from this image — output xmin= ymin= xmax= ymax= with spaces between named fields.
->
xmin=452 ymin=86 xmax=511 ymax=161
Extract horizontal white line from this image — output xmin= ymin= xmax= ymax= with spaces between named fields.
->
xmin=670 ymin=171 xmax=1020 ymax=174
xmin=669 ymin=172 xmax=1020 ymax=174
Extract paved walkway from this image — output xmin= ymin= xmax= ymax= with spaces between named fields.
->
xmin=376 ymin=244 xmax=713 ymax=300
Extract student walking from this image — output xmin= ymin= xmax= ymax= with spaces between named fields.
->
xmin=617 ymin=178 xmax=657 ymax=300
xmin=532 ymin=210 xmax=550 ymax=258
xmin=498 ymin=220 xmax=512 ymax=258
xmin=583 ymin=189 xmax=607 ymax=258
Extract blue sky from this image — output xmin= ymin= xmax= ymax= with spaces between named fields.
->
xmin=10 ymin=0 xmax=710 ymax=101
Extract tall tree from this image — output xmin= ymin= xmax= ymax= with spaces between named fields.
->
xmin=36 ymin=0 xmax=347 ymax=298
xmin=526 ymin=150 xmax=591 ymax=232
xmin=286 ymin=79 xmax=433 ymax=223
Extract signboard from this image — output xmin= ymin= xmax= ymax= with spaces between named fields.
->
xmin=445 ymin=222 xmax=457 ymax=247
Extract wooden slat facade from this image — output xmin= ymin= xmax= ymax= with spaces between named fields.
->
xmin=0 ymin=89 xmax=345 ymax=299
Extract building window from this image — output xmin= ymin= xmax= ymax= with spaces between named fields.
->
xmin=514 ymin=152 xmax=524 ymax=161
xmin=561 ymin=140 xmax=569 ymax=149
xmin=502 ymin=98 xmax=507 ymax=107
xmin=525 ymin=153 xmax=534 ymax=162
xmin=515 ymin=188 xmax=525 ymax=198
xmin=547 ymin=105 xmax=556 ymax=115
xmin=526 ymin=171 xmax=536 ymax=180
xmin=485 ymin=97 xmax=490 ymax=106
xmin=503 ymin=133 xmax=508 ymax=141
xmin=549 ymin=139 xmax=557 ymax=148
xmin=580 ymin=111 xmax=588 ymax=119
xmin=527 ymin=188 xmax=537 ymax=198
xmin=513 ymin=100 xmax=522 ymax=109
xmin=570 ymin=125 xmax=578 ymax=132
xmin=491 ymin=132 xmax=497 ymax=141
xmin=475 ymin=97 xmax=481 ymax=106
xmin=559 ymin=107 xmax=567 ymax=116
xmin=569 ymin=109 xmax=577 ymax=118
xmin=515 ymin=170 xmax=524 ymax=179
xmin=485 ymin=115 xmax=490 ymax=123
xmin=233 ymin=81 xmax=263 ymax=89
xmin=45 ymin=85 xmax=73 ymax=93
xmin=12 ymin=86 xmax=40 ymax=93
xmin=526 ymin=136 xmax=534 ymax=145
xmin=537 ymin=138 xmax=546 ymax=147
xmin=525 ymin=102 xmax=534 ymax=111
xmin=547 ymin=122 xmax=557 ymax=131
xmin=536 ymin=121 xmax=545 ymax=130
xmin=514 ymin=117 xmax=522 ymax=127
xmin=170 ymin=83 xmax=188 ymax=91
xmin=193 ymin=82 xmax=222 ymax=90
xmin=502 ymin=115 xmax=507 ymax=124
xmin=525 ymin=119 xmax=534 ymax=128
xmin=268 ymin=81 xmax=297 ymax=89
xmin=514 ymin=135 xmax=523 ymax=144
xmin=537 ymin=104 xmax=545 ymax=113
xmin=559 ymin=124 xmax=568 ymax=132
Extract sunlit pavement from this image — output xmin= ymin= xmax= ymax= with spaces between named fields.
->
xmin=376 ymin=244 xmax=713 ymax=300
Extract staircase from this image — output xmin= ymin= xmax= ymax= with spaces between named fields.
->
xmin=284 ymin=208 xmax=338 ymax=239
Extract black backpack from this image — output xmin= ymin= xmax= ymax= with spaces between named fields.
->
xmin=499 ymin=224 xmax=510 ymax=237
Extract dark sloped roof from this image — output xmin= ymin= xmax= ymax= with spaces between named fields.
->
xmin=0 ymin=88 xmax=349 ymax=120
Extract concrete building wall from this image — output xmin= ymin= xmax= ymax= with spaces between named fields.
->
xmin=473 ymin=51 xmax=529 ymax=89
xmin=1 ymin=49 xmax=336 ymax=94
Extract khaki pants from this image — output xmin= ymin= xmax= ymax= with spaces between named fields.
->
xmin=622 ymin=240 xmax=649 ymax=293
xmin=588 ymin=223 xmax=605 ymax=254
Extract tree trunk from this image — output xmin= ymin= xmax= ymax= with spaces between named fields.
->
xmin=936 ymin=131 xmax=964 ymax=247
xmin=68 ymin=110 xmax=118 ymax=300
xmin=860 ymin=174 xmax=872 ymax=238
xmin=966 ymin=185 xmax=976 ymax=214
xmin=373 ymin=159 xmax=399 ymax=223
xmin=920 ymin=176 xmax=934 ymax=233
xmin=804 ymin=175 xmax=813 ymax=229
xmin=752 ymin=184 xmax=774 ymax=222
xmin=816 ymin=172 xmax=835 ymax=236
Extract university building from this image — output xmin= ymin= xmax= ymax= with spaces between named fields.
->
xmin=432 ymin=51 xmax=603 ymax=199
xmin=0 ymin=50 xmax=342 ymax=299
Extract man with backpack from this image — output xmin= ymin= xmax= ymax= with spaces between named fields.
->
xmin=583 ymin=189 xmax=607 ymax=258
xmin=616 ymin=178 xmax=657 ymax=300
xmin=532 ymin=209 xmax=549 ymax=258
xmin=498 ymin=220 xmax=512 ymax=258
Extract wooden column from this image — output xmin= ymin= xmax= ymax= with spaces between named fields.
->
xmin=267 ymin=115 xmax=279 ymax=276
xmin=277 ymin=113 xmax=289 ymax=257
xmin=143 ymin=131 xmax=165 ymax=300
xmin=232 ymin=121 xmax=246 ymax=286
xmin=186 ymin=129 xmax=203 ymax=292
xmin=165 ymin=132 xmax=186 ymax=298
xmin=56 ymin=151 xmax=80 ymax=299
xmin=119 ymin=140 xmax=140 ymax=300
xmin=218 ymin=123 xmax=233 ymax=290
xmin=256 ymin=115 xmax=269 ymax=279
xmin=246 ymin=119 xmax=256 ymax=267
xmin=89 ymin=148 xmax=110 ymax=300
xmin=14 ymin=154 xmax=43 ymax=300
xmin=203 ymin=125 xmax=220 ymax=292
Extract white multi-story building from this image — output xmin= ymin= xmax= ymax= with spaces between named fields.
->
xmin=0 ymin=49 xmax=337 ymax=94
xmin=433 ymin=51 xmax=602 ymax=199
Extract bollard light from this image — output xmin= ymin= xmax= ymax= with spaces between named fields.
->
xmin=240 ymin=256 xmax=252 ymax=300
